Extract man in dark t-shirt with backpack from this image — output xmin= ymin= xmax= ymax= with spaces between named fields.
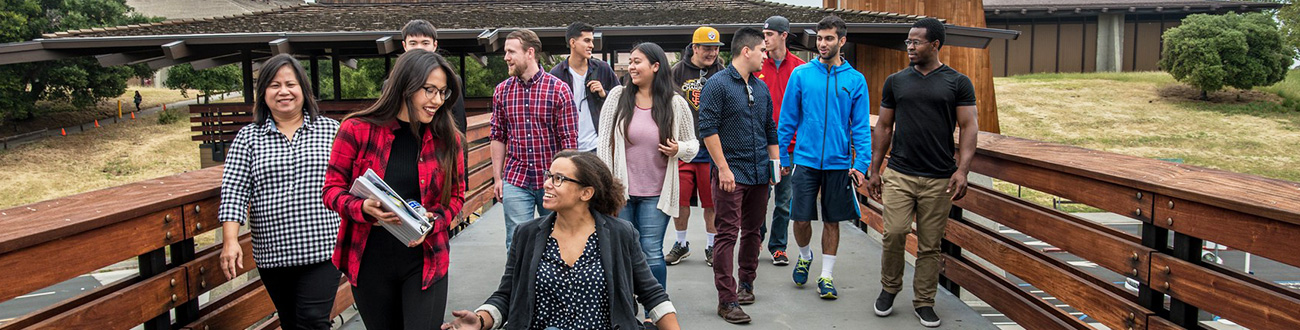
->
xmin=865 ymin=17 xmax=979 ymax=328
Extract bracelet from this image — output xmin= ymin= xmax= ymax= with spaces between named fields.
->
xmin=477 ymin=313 xmax=486 ymax=330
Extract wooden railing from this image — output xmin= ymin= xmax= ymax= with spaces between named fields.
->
xmin=857 ymin=132 xmax=1300 ymax=330
xmin=189 ymin=99 xmax=492 ymax=144
xmin=0 ymin=113 xmax=496 ymax=329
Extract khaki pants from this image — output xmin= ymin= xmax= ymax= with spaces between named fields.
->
xmin=880 ymin=167 xmax=952 ymax=308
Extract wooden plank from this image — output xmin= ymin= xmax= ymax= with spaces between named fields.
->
xmin=0 ymin=207 xmax=184 ymax=303
xmin=186 ymin=234 xmax=254 ymax=298
xmin=466 ymin=143 xmax=490 ymax=170
xmin=455 ymin=184 xmax=494 ymax=228
xmin=1154 ymin=194 xmax=1300 ymax=269
xmin=955 ymin=184 xmax=1152 ymax=282
xmin=976 ymin=132 xmax=1300 ymax=227
xmin=28 ymin=267 xmax=188 ymax=329
xmin=0 ymin=274 xmax=140 ymax=329
xmin=180 ymin=279 xmax=274 ymax=330
xmin=946 ymin=219 xmax=1149 ymax=330
xmin=0 ymin=166 xmax=221 ymax=255
xmin=184 ymin=198 xmax=220 ymax=238
xmin=970 ymin=154 xmax=1152 ymax=222
xmin=1147 ymin=317 xmax=1185 ymax=330
xmin=466 ymin=162 xmax=493 ymax=190
xmin=1150 ymin=253 xmax=1300 ymax=329
xmin=250 ymin=316 xmax=280 ymax=330
xmin=943 ymin=256 xmax=1090 ymax=330
xmin=330 ymin=278 xmax=354 ymax=318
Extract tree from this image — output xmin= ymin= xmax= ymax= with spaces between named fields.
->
xmin=1160 ymin=12 xmax=1294 ymax=99
xmin=0 ymin=0 xmax=162 ymax=124
xmin=165 ymin=63 xmax=242 ymax=103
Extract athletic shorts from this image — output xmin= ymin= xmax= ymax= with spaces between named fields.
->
xmin=678 ymin=161 xmax=714 ymax=208
xmin=789 ymin=166 xmax=862 ymax=222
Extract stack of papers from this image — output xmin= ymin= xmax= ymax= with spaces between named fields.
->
xmin=349 ymin=169 xmax=435 ymax=245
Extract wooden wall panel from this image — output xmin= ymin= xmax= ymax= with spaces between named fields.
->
xmin=847 ymin=0 xmax=1002 ymax=133
xmin=1124 ymin=21 xmax=1137 ymax=71
xmin=1083 ymin=22 xmax=1098 ymax=72
xmin=1057 ymin=23 xmax=1085 ymax=73
xmin=1031 ymin=23 xmax=1058 ymax=73
xmin=989 ymin=22 xmax=1008 ymax=77
xmin=1006 ymin=24 xmax=1034 ymax=76
xmin=1135 ymin=21 xmax=1164 ymax=71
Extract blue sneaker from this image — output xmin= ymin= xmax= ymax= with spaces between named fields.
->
xmin=817 ymin=277 xmax=838 ymax=299
xmin=793 ymin=257 xmax=812 ymax=286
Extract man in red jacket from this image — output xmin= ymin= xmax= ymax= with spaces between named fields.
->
xmin=757 ymin=15 xmax=806 ymax=267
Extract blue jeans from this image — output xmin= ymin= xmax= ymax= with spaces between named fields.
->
xmin=502 ymin=182 xmax=550 ymax=251
xmin=618 ymin=196 xmax=670 ymax=290
xmin=761 ymin=173 xmax=792 ymax=253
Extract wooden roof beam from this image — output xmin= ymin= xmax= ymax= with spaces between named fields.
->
xmin=376 ymin=35 xmax=396 ymax=54
xmin=269 ymin=38 xmax=293 ymax=56
xmin=478 ymin=29 xmax=500 ymax=53
xmin=162 ymin=40 xmax=188 ymax=59
xmin=95 ymin=49 xmax=164 ymax=67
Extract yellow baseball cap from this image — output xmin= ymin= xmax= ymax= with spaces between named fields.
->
xmin=692 ymin=26 xmax=725 ymax=46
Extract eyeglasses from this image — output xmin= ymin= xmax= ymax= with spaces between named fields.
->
xmin=543 ymin=170 xmax=587 ymax=188
xmin=421 ymin=85 xmax=452 ymax=101
xmin=903 ymin=39 xmax=934 ymax=47
xmin=746 ymin=85 xmax=755 ymax=107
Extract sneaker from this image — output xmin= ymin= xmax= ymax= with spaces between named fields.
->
xmin=664 ymin=242 xmax=691 ymax=265
xmin=717 ymin=302 xmax=752 ymax=324
xmin=771 ymin=250 xmax=790 ymax=266
xmin=914 ymin=306 xmax=941 ymax=327
xmin=874 ymin=290 xmax=897 ymax=316
xmin=704 ymin=247 xmax=714 ymax=267
xmin=737 ymin=282 xmax=755 ymax=305
xmin=817 ymin=277 xmax=838 ymax=299
xmin=792 ymin=257 xmax=812 ymax=286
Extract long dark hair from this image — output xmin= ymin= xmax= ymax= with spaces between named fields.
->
xmin=254 ymin=54 xmax=320 ymax=125
xmin=553 ymin=151 xmax=626 ymax=216
xmin=614 ymin=42 xmax=676 ymax=146
xmin=346 ymin=49 xmax=464 ymax=205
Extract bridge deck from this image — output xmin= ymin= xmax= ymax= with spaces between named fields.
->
xmin=357 ymin=203 xmax=996 ymax=329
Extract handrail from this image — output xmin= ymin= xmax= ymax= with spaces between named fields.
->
xmin=857 ymin=131 xmax=1300 ymax=330
xmin=0 ymin=113 xmax=497 ymax=329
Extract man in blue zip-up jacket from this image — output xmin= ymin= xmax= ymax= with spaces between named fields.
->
xmin=776 ymin=15 xmax=872 ymax=300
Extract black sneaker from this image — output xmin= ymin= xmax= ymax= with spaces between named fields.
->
xmin=705 ymin=246 xmax=714 ymax=267
xmin=664 ymin=242 xmax=690 ymax=265
xmin=874 ymin=290 xmax=896 ymax=316
xmin=771 ymin=250 xmax=790 ymax=266
xmin=914 ymin=306 xmax=941 ymax=328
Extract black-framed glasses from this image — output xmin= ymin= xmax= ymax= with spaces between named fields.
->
xmin=543 ymin=170 xmax=587 ymax=188
xmin=421 ymin=85 xmax=452 ymax=101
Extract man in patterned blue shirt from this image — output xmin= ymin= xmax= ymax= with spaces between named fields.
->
xmin=696 ymin=26 xmax=779 ymax=324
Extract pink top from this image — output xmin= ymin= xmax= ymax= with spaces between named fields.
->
xmin=625 ymin=106 xmax=669 ymax=197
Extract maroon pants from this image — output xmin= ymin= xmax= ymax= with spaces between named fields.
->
xmin=711 ymin=179 xmax=769 ymax=303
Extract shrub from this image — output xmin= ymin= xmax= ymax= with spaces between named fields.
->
xmin=1160 ymin=12 xmax=1294 ymax=99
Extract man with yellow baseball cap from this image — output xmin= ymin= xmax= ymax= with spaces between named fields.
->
xmin=665 ymin=25 xmax=727 ymax=270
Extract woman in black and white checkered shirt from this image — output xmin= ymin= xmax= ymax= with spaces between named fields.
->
xmin=216 ymin=54 xmax=342 ymax=330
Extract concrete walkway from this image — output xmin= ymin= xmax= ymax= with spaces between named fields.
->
xmin=426 ymin=202 xmax=995 ymax=329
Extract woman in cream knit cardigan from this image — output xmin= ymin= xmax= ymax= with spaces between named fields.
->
xmin=596 ymin=42 xmax=699 ymax=296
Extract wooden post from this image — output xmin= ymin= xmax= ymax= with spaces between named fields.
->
xmin=332 ymin=55 xmax=342 ymax=100
xmin=242 ymin=49 xmax=254 ymax=104
xmin=310 ymin=55 xmax=321 ymax=99
xmin=841 ymin=0 xmax=1002 ymax=133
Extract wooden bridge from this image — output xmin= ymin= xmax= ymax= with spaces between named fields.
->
xmin=0 ymin=102 xmax=1297 ymax=329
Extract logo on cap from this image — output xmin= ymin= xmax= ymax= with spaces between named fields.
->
xmin=764 ymin=23 xmax=770 ymax=29
xmin=708 ymin=31 xmax=717 ymax=40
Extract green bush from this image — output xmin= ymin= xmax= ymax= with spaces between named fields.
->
xmin=157 ymin=107 xmax=184 ymax=125
xmin=1160 ymin=12 xmax=1294 ymax=99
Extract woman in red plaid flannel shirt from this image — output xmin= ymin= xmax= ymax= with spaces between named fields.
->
xmin=322 ymin=49 xmax=465 ymax=329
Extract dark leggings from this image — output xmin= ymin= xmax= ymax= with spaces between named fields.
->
xmin=352 ymin=227 xmax=449 ymax=330
xmin=259 ymin=261 xmax=342 ymax=330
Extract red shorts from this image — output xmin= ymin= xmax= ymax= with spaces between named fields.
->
xmin=679 ymin=161 xmax=714 ymax=208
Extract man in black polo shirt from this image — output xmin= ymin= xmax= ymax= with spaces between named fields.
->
xmin=865 ymin=17 xmax=978 ymax=328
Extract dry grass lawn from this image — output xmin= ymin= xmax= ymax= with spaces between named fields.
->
xmin=0 ymin=106 xmax=199 ymax=209
xmin=994 ymin=72 xmax=1300 ymax=182
xmin=991 ymin=71 xmax=1300 ymax=212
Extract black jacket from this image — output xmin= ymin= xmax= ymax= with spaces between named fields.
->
xmin=549 ymin=58 xmax=620 ymax=127
xmin=479 ymin=210 xmax=674 ymax=330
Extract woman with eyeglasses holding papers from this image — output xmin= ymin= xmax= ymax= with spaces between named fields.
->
xmin=321 ymin=49 xmax=465 ymax=329
xmin=443 ymin=151 xmax=680 ymax=330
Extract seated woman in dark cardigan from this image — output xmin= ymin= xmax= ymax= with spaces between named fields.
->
xmin=444 ymin=151 xmax=680 ymax=330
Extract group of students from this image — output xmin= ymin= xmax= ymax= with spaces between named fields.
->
xmin=216 ymin=12 xmax=978 ymax=330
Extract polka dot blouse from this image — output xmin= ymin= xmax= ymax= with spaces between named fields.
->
xmin=531 ymin=232 xmax=612 ymax=330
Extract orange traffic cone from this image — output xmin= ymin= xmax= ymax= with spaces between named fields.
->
xmin=60 ymin=128 xmax=66 ymax=136
xmin=94 ymin=119 xmax=100 ymax=128
xmin=130 ymin=112 xmax=136 ymax=119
